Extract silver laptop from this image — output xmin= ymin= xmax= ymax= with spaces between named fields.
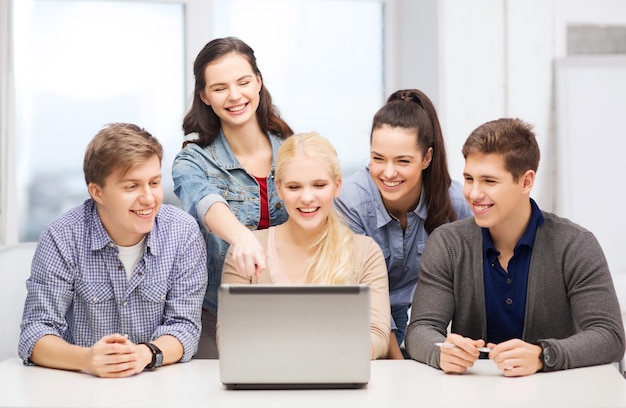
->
xmin=218 ymin=284 xmax=371 ymax=389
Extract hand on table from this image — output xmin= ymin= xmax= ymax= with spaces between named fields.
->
xmin=84 ymin=334 xmax=151 ymax=378
xmin=438 ymin=333 xmax=485 ymax=374
xmin=487 ymin=338 xmax=543 ymax=377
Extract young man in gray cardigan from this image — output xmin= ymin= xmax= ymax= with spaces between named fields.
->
xmin=405 ymin=118 xmax=625 ymax=377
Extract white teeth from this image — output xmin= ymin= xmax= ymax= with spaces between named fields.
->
xmin=474 ymin=205 xmax=489 ymax=211
xmin=300 ymin=207 xmax=317 ymax=213
xmin=382 ymin=180 xmax=401 ymax=187
xmin=134 ymin=209 xmax=152 ymax=216
xmin=227 ymin=104 xmax=245 ymax=112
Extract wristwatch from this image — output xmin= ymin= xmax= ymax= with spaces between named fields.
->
xmin=538 ymin=342 xmax=557 ymax=370
xmin=140 ymin=342 xmax=163 ymax=370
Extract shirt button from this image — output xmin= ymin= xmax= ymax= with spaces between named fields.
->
xmin=122 ymin=301 xmax=128 ymax=306
xmin=92 ymin=297 xmax=98 ymax=302
xmin=506 ymin=298 xmax=513 ymax=305
xmin=160 ymin=295 xmax=166 ymax=301
xmin=506 ymin=278 xmax=512 ymax=284
xmin=275 ymin=203 xmax=282 ymax=209
xmin=109 ymin=243 xmax=115 ymax=248
xmin=138 ymin=271 xmax=143 ymax=276
xmin=118 ymin=265 xmax=123 ymax=271
xmin=407 ymin=226 xmax=412 ymax=231
xmin=491 ymin=263 xmax=496 ymax=268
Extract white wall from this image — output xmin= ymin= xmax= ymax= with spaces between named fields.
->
xmin=392 ymin=0 xmax=626 ymax=212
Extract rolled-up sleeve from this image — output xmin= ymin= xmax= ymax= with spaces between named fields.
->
xmin=152 ymin=225 xmax=208 ymax=362
xmin=19 ymin=229 xmax=75 ymax=364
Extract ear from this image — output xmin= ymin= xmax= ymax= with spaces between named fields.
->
xmin=200 ymin=90 xmax=210 ymax=106
xmin=521 ymin=169 xmax=535 ymax=193
xmin=422 ymin=147 xmax=433 ymax=170
xmin=334 ymin=178 xmax=342 ymax=198
xmin=88 ymin=182 xmax=104 ymax=205
xmin=276 ymin=180 xmax=283 ymax=200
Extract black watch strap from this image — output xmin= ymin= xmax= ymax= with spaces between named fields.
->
xmin=140 ymin=342 xmax=163 ymax=369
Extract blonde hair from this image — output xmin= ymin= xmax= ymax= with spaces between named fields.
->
xmin=275 ymin=132 xmax=356 ymax=284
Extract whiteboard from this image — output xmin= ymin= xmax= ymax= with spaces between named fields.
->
xmin=555 ymin=56 xmax=626 ymax=275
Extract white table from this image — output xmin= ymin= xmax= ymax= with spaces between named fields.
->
xmin=1 ymin=358 xmax=625 ymax=407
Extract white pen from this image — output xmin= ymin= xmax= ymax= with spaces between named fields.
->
xmin=435 ymin=342 xmax=492 ymax=353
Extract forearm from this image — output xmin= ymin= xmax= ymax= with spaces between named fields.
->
xmin=150 ymin=335 xmax=184 ymax=366
xmin=30 ymin=335 xmax=90 ymax=372
xmin=205 ymin=202 xmax=250 ymax=244
xmin=387 ymin=331 xmax=404 ymax=359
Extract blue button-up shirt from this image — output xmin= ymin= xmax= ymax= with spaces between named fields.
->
xmin=335 ymin=169 xmax=472 ymax=329
xmin=19 ymin=199 xmax=208 ymax=363
xmin=483 ymin=198 xmax=545 ymax=344
xmin=172 ymin=130 xmax=289 ymax=313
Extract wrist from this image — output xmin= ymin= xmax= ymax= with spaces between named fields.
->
xmin=534 ymin=344 xmax=544 ymax=372
xmin=139 ymin=342 xmax=163 ymax=370
xmin=537 ymin=341 xmax=557 ymax=371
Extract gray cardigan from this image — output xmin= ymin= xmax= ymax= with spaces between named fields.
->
xmin=405 ymin=212 xmax=625 ymax=371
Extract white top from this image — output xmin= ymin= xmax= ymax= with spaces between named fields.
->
xmin=116 ymin=236 xmax=145 ymax=282
xmin=1 ymin=358 xmax=625 ymax=407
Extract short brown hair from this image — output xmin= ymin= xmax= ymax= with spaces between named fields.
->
xmin=83 ymin=123 xmax=163 ymax=186
xmin=462 ymin=118 xmax=540 ymax=182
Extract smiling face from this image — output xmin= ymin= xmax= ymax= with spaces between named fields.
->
xmin=463 ymin=152 xmax=534 ymax=233
xmin=89 ymin=154 xmax=163 ymax=246
xmin=200 ymin=52 xmax=262 ymax=131
xmin=369 ymin=124 xmax=432 ymax=213
xmin=277 ymin=156 xmax=341 ymax=236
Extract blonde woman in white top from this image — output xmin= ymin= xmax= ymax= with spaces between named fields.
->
xmin=221 ymin=132 xmax=390 ymax=359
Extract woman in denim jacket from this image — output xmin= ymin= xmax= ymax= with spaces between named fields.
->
xmin=172 ymin=37 xmax=293 ymax=358
xmin=335 ymin=89 xmax=472 ymax=359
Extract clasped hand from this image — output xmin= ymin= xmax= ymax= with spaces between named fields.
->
xmin=85 ymin=334 xmax=152 ymax=378
xmin=439 ymin=334 xmax=542 ymax=377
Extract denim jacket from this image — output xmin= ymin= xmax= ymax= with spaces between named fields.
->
xmin=335 ymin=169 xmax=472 ymax=327
xmin=172 ymin=130 xmax=289 ymax=313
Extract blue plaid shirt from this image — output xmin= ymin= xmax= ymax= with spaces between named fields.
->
xmin=19 ymin=199 xmax=208 ymax=364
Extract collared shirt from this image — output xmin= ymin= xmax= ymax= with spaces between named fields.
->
xmin=172 ymin=130 xmax=289 ymax=313
xmin=483 ymin=198 xmax=545 ymax=344
xmin=335 ymin=168 xmax=472 ymax=327
xmin=19 ymin=199 xmax=208 ymax=364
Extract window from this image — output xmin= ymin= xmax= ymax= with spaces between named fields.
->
xmin=212 ymin=0 xmax=384 ymax=176
xmin=8 ymin=0 xmax=384 ymax=243
xmin=13 ymin=0 xmax=185 ymax=241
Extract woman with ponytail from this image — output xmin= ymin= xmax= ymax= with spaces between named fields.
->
xmin=335 ymin=89 xmax=472 ymax=359
xmin=221 ymin=132 xmax=391 ymax=359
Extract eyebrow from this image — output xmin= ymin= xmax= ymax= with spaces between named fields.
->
xmin=117 ymin=174 xmax=162 ymax=184
xmin=463 ymin=172 xmax=500 ymax=180
xmin=208 ymin=74 xmax=254 ymax=88
xmin=370 ymin=150 xmax=414 ymax=160
xmin=284 ymin=178 xmax=331 ymax=184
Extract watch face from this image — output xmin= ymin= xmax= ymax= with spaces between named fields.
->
xmin=154 ymin=352 xmax=164 ymax=368
xmin=543 ymin=346 xmax=557 ymax=367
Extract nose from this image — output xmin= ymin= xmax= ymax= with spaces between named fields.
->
xmin=467 ymin=181 xmax=484 ymax=202
xmin=139 ymin=185 xmax=156 ymax=204
xmin=383 ymin=162 xmax=396 ymax=179
xmin=301 ymin=186 xmax=315 ymax=203
xmin=228 ymin=85 xmax=241 ymax=100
